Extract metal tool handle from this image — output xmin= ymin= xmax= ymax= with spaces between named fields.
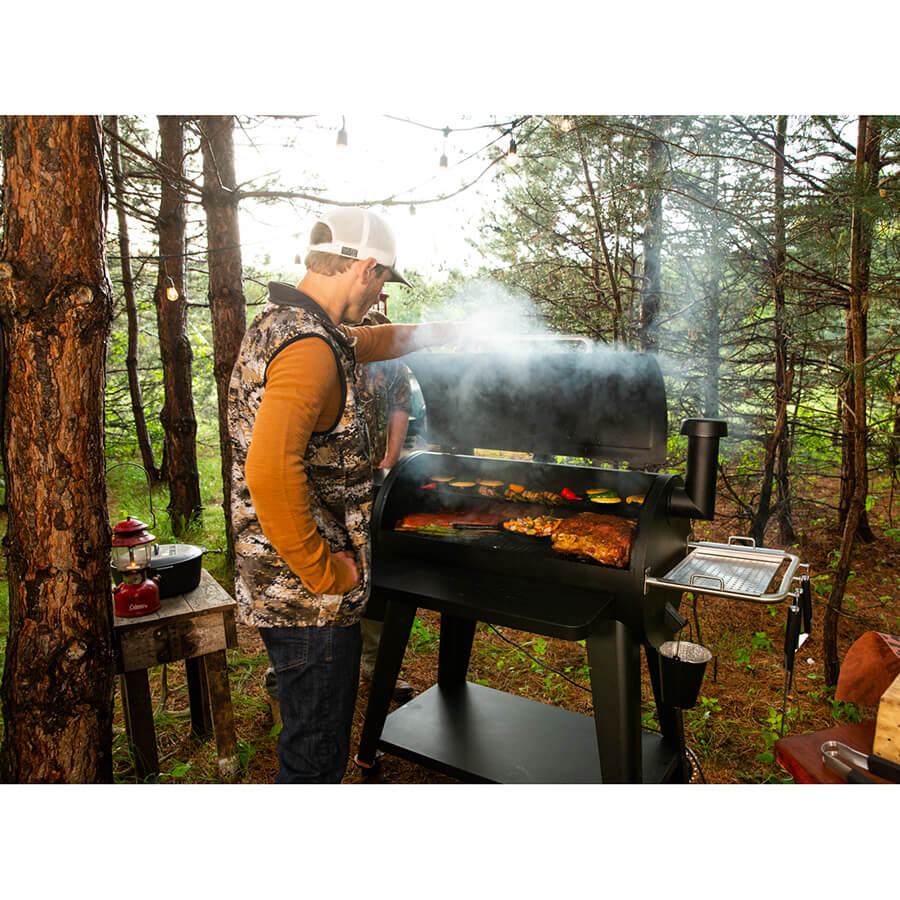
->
xmin=783 ymin=602 xmax=802 ymax=672
xmin=866 ymin=753 xmax=900 ymax=783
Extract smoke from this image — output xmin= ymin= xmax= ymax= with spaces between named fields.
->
xmin=420 ymin=277 xmax=551 ymax=349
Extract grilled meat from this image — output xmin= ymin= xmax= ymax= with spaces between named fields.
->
xmin=551 ymin=512 xmax=635 ymax=568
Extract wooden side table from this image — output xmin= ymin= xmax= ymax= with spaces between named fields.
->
xmin=114 ymin=568 xmax=239 ymax=782
xmin=774 ymin=720 xmax=894 ymax=784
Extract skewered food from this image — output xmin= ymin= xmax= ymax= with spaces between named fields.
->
xmin=504 ymin=484 xmax=527 ymax=502
xmin=551 ymin=512 xmax=635 ymax=568
xmin=626 ymin=495 xmax=645 ymax=505
xmin=502 ymin=515 xmax=562 ymax=537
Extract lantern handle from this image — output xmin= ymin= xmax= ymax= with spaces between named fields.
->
xmin=106 ymin=462 xmax=157 ymax=530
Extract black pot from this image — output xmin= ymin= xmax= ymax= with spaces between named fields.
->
xmin=149 ymin=543 xmax=205 ymax=598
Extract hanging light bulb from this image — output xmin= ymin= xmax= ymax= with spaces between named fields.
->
xmin=506 ymin=134 xmax=518 ymax=166
xmin=409 ymin=204 xmax=416 ymax=216
xmin=336 ymin=116 xmax=348 ymax=149
xmin=164 ymin=275 xmax=178 ymax=302
xmin=439 ymin=126 xmax=449 ymax=169
xmin=560 ymin=116 xmax=572 ymax=133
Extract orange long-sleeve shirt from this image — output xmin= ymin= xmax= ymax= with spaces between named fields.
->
xmin=244 ymin=322 xmax=442 ymax=596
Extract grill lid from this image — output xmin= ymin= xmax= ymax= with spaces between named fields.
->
xmin=403 ymin=346 xmax=668 ymax=465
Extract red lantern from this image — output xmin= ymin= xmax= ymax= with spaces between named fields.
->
xmin=111 ymin=517 xmax=160 ymax=617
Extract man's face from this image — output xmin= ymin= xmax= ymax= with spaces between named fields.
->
xmin=347 ymin=265 xmax=390 ymax=323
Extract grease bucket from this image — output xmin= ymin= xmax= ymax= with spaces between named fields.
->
xmin=658 ymin=640 xmax=712 ymax=709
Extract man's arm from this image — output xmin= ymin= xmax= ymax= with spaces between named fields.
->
xmin=244 ymin=337 xmax=358 ymax=594
xmin=347 ymin=321 xmax=473 ymax=364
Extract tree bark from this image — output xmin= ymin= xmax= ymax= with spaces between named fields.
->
xmin=639 ymin=116 xmax=665 ymax=354
xmin=198 ymin=116 xmax=245 ymax=560
xmin=0 ymin=115 xmax=115 ymax=782
xmin=825 ymin=115 xmax=880 ymax=685
xmin=106 ymin=116 xmax=160 ymax=484
xmin=155 ymin=115 xmax=201 ymax=536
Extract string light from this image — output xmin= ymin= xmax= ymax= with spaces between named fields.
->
xmin=164 ymin=275 xmax=178 ymax=302
xmin=560 ymin=116 xmax=572 ymax=133
xmin=336 ymin=116 xmax=348 ymax=149
xmin=409 ymin=204 xmax=416 ymax=216
xmin=506 ymin=134 xmax=518 ymax=166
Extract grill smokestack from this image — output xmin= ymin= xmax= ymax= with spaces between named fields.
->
xmin=668 ymin=418 xmax=728 ymax=520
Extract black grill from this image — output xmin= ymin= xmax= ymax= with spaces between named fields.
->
xmin=357 ymin=345 xmax=727 ymax=783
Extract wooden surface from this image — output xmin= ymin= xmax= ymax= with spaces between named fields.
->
xmin=113 ymin=568 xmax=239 ymax=781
xmin=774 ymin=720 xmax=893 ymax=784
xmin=874 ymin=672 xmax=900 ymax=764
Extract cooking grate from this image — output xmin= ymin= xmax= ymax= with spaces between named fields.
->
xmin=645 ymin=538 xmax=801 ymax=604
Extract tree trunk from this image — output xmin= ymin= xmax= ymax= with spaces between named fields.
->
xmin=574 ymin=120 xmax=623 ymax=344
xmin=702 ymin=129 xmax=723 ymax=419
xmin=106 ymin=116 xmax=160 ymax=484
xmin=155 ymin=115 xmax=202 ymax=536
xmin=824 ymin=115 xmax=880 ymax=685
xmin=755 ymin=115 xmax=797 ymax=545
xmin=198 ymin=116 xmax=246 ymax=560
xmin=0 ymin=115 xmax=115 ymax=782
xmin=639 ymin=116 xmax=665 ymax=354
xmin=837 ymin=116 xmax=877 ymax=543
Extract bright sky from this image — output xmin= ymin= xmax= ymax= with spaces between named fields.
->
xmin=233 ymin=115 xmax=514 ymax=279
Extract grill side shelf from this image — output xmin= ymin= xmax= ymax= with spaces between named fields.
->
xmin=644 ymin=540 xmax=801 ymax=604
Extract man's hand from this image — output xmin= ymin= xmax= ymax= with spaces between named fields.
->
xmin=333 ymin=549 xmax=360 ymax=588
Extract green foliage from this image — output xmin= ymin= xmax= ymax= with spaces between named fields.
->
xmin=409 ymin=616 xmax=437 ymax=653
xmin=751 ymin=631 xmax=774 ymax=653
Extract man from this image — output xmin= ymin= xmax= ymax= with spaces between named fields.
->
xmin=228 ymin=206 xmax=462 ymax=783
xmin=356 ymin=308 xmax=414 ymax=702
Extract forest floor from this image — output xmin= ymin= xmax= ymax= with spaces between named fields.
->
xmin=100 ymin=469 xmax=900 ymax=786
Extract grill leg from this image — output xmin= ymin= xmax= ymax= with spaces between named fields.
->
xmin=437 ymin=613 xmax=476 ymax=688
xmin=356 ymin=597 xmax=417 ymax=768
xmin=586 ymin=620 xmax=642 ymax=784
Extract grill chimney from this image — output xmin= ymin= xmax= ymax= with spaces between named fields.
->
xmin=668 ymin=418 xmax=728 ymax=520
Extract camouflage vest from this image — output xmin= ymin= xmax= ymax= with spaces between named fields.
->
xmin=228 ymin=283 xmax=373 ymax=628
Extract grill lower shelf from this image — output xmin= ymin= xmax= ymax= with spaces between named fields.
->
xmin=377 ymin=681 xmax=681 ymax=784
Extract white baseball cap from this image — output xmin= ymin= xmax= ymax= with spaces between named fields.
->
xmin=308 ymin=206 xmax=410 ymax=286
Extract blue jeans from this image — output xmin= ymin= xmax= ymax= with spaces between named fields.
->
xmin=259 ymin=623 xmax=362 ymax=784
